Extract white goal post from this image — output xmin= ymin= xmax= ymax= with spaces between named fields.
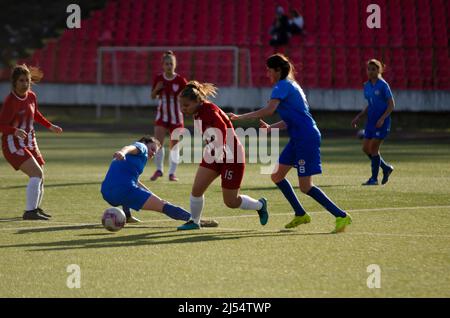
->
xmin=95 ymin=46 xmax=252 ymax=117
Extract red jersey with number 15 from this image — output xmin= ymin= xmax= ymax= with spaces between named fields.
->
xmin=153 ymin=73 xmax=187 ymax=125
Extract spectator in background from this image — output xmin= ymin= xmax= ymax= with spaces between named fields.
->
xmin=289 ymin=9 xmax=304 ymax=35
xmin=269 ymin=5 xmax=290 ymax=47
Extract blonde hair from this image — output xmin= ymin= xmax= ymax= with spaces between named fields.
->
xmin=162 ymin=50 xmax=176 ymax=63
xmin=367 ymin=59 xmax=385 ymax=77
xmin=180 ymin=80 xmax=218 ymax=101
xmin=11 ymin=64 xmax=43 ymax=88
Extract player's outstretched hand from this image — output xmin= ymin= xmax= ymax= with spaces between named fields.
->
xmin=351 ymin=116 xmax=360 ymax=129
xmin=259 ymin=119 xmax=270 ymax=130
xmin=14 ymin=128 xmax=27 ymax=139
xmin=113 ymin=151 xmax=126 ymax=161
xmin=49 ymin=124 xmax=63 ymax=134
xmin=227 ymin=113 xmax=240 ymax=121
xmin=376 ymin=118 xmax=384 ymax=128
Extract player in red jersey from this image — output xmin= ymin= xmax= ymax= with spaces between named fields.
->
xmin=150 ymin=51 xmax=187 ymax=182
xmin=176 ymin=81 xmax=269 ymax=230
xmin=0 ymin=65 xmax=63 ymax=220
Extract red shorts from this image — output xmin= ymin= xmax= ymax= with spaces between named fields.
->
xmin=200 ymin=142 xmax=246 ymax=189
xmin=2 ymin=145 xmax=45 ymax=170
xmin=200 ymin=161 xmax=245 ymax=190
xmin=155 ymin=120 xmax=184 ymax=140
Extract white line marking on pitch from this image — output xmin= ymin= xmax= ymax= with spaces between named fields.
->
xmin=1 ymin=205 xmax=450 ymax=233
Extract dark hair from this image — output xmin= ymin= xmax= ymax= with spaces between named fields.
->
xmin=11 ymin=64 xmax=43 ymax=89
xmin=367 ymin=59 xmax=385 ymax=77
xmin=266 ymin=53 xmax=296 ymax=80
xmin=180 ymin=80 xmax=218 ymax=102
xmin=138 ymin=136 xmax=161 ymax=148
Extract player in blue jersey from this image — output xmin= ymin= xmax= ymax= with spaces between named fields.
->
xmin=351 ymin=59 xmax=395 ymax=186
xmin=228 ymin=54 xmax=352 ymax=233
xmin=101 ymin=136 xmax=217 ymax=226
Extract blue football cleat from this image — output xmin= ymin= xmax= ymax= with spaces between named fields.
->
xmin=257 ymin=197 xmax=269 ymax=226
xmin=382 ymin=166 xmax=394 ymax=185
xmin=362 ymin=178 xmax=379 ymax=186
xmin=177 ymin=220 xmax=201 ymax=231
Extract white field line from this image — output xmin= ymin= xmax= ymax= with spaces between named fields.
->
xmin=1 ymin=204 xmax=450 ymax=233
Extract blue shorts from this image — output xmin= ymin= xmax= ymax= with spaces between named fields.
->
xmin=278 ymin=138 xmax=322 ymax=177
xmin=365 ymin=118 xmax=391 ymax=140
xmin=101 ymin=183 xmax=152 ymax=211
xmin=364 ymin=125 xmax=390 ymax=140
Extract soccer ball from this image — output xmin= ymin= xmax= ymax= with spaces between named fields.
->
xmin=356 ymin=129 xmax=365 ymax=139
xmin=102 ymin=207 xmax=126 ymax=232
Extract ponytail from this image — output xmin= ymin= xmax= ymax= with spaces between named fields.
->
xmin=266 ymin=53 xmax=296 ymax=81
xmin=180 ymin=80 xmax=218 ymax=101
xmin=11 ymin=64 xmax=43 ymax=88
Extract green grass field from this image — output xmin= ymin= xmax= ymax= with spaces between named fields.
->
xmin=0 ymin=132 xmax=449 ymax=297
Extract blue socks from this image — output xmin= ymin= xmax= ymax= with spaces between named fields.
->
xmin=122 ymin=206 xmax=131 ymax=218
xmin=275 ymin=179 xmax=306 ymax=216
xmin=163 ymin=203 xmax=191 ymax=221
xmin=306 ymin=186 xmax=347 ymax=218
xmin=367 ymin=154 xmax=390 ymax=173
xmin=275 ymin=180 xmax=346 ymax=218
xmin=370 ymin=155 xmax=381 ymax=180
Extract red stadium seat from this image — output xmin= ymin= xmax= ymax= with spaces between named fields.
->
xmin=17 ymin=0 xmax=446 ymax=90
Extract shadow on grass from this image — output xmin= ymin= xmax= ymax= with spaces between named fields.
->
xmin=15 ymin=224 xmax=101 ymax=234
xmin=316 ymin=184 xmax=357 ymax=188
xmin=1 ymin=181 xmax=101 ymax=190
xmin=0 ymin=217 xmax=23 ymax=222
xmin=14 ymin=224 xmax=171 ymax=234
xmin=2 ymin=228 xmax=333 ymax=252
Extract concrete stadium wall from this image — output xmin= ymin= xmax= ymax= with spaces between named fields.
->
xmin=1 ymin=83 xmax=449 ymax=112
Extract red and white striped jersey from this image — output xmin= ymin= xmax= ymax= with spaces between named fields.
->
xmin=153 ymin=73 xmax=187 ymax=125
xmin=0 ymin=90 xmax=52 ymax=154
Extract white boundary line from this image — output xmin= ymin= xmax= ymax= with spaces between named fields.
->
xmin=1 ymin=204 xmax=450 ymax=234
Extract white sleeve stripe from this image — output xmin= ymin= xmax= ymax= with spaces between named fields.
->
xmin=170 ymin=96 xmax=176 ymax=125
xmin=7 ymin=135 xmax=18 ymax=154
xmin=27 ymin=131 xmax=33 ymax=149
xmin=162 ymin=95 xmax=168 ymax=122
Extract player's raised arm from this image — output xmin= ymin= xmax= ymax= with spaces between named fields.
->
xmin=113 ymin=145 xmax=139 ymax=160
xmin=228 ymin=99 xmax=279 ymax=121
xmin=34 ymin=109 xmax=63 ymax=134
xmin=137 ymin=179 xmax=151 ymax=192
xmin=260 ymin=119 xmax=287 ymax=132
